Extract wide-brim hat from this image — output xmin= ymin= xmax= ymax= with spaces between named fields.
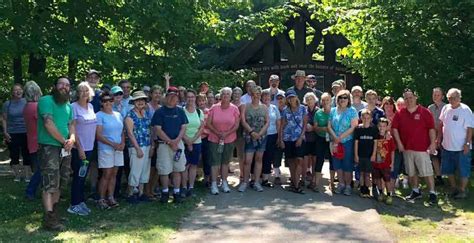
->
xmin=291 ymin=70 xmax=306 ymax=79
xmin=130 ymin=90 xmax=149 ymax=103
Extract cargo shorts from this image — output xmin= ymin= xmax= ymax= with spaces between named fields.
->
xmin=39 ymin=144 xmax=72 ymax=193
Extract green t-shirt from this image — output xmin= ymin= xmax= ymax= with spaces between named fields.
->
xmin=37 ymin=95 xmax=73 ymax=146
xmin=314 ymin=109 xmax=330 ymax=138
xmin=184 ymin=108 xmax=204 ymax=144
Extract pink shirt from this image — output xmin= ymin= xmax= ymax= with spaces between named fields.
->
xmin=207 ymin=103 xmax=240 ymax=144
xmin=23 ymin=102 xmax=38 ymax=153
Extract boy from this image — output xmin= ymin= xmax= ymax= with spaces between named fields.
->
xmin=373 ymin=118 xmax=396 ymax=204
xmin=354 ymin=109 xmax=378 ymax=197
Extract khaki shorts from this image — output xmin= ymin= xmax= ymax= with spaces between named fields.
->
xmin=39 ymin=144 xmax=72 ymax=193
xmin=98 ymin=149 xmax=124 ymax=168
xmin=209 ymin=142 xmax=235 ymax=166
xmin=128 ymin=146 xmax=151 ymax=187
xmin=156 ymin=141 xmax=186 ymax=175
xmin=403 ymin=150 xmax=434 ymax=177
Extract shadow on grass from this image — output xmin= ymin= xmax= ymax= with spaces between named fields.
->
xmin=0 ymin=175 xmax=205 ymax=242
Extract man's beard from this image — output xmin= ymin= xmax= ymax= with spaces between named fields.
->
xmin=271 ymin=83 xmax=278 ymax=88
xmin=52 ymin=88 xmax=70 ymax=104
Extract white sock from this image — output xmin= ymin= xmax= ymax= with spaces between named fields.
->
xmin=173 ymin=188 xmax=180 ymax=194
xmin=412 ymin=188 xmax=420 ymax=193
xmin=162 ymin=188 xmax=169 ymax=193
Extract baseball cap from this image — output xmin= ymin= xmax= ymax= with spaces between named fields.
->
xmin=285 ymin=90 xmax=297 ymax=98
xmin=87 ymin=69 xmax=101 ymax=77
xmin=166 ymin=86 xmax=179 ymax=96
xmin=351 ymin=85 xmax=363 ymax=93
xmin=269 ymin=74 xmax=280 ymax=81
xmin=307 ymin=75 xmax=317 ymax=81
xmin=111 ymin=86 xmax=123 ymax=95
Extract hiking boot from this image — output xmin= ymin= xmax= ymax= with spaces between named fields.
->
xmin=335 ymin=184 xmax=345 ymax=194
xmin=254 ymin=182 xmax=264 ymax=192
xmin=67 ymin=205 xmax=88 ymax=216
xmin=43 ymin=211 xmax=65 ymax=231
xmin=210 ymin=184 xmax=219 ymax=195
xmin=454 ymin=191 xmax=467 ymax=199
xmin=377 ymin=194 xmax=385 ymax=202
xmin=160 ymin=192 xmax=169 ymax=203
xmin=173 ymin=193 xmax=183 ymax=204
xmin=238 ymin=182 xmax=247 ymax=192
xmin=405 ymin=190 xmax=422 ymax=201
xmin=429 ymin=193 xmax=438 ymax=205
xmin=222 ymin=181 xmax=231 ymax=193
xmin=343 ymin=186 xmax=352 ymax=196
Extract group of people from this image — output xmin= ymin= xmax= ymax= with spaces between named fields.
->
xmin=2 ymin=69 xmax=472 ymax=231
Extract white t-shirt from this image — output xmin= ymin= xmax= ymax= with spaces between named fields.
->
xmin=439 ymin=103 xmax=474 ymax=151
xmin=240 ymin=93 xmax=252 ymax=105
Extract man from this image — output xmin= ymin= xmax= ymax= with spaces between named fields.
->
xmin=437 ymin=88 xmax=472 ymax=199
xmin=392 ymin=89 xmax=437 ymax=204
xmin=86 ymin=69 xmax=102 ymax=113
xmin=240 ymin=80 xmax=256 ymax=105
xmin=428 ymin=87 xmax=446 ymax=186
xmin=306 ymin=74 xmax=323 ymax=102
xmin=119 ymin=79 xmax=133 ymax=115
xmin=152 ymin=86 xmax=188 ymax=203
xmin=351 ymin=86 xmax=367 ymax=112
xmin=330 ymin=80 xmax=343 ymax=107
xmin=287 ymin=70 xmax=313 ymax=102
xmin=38 ymin=77 xmax=75 ymax=230
xmin=263 ymin=74 xmax=285 ymax=106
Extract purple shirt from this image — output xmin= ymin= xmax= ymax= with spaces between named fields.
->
xmin=72 ymin=102 xmax=97 ymax=151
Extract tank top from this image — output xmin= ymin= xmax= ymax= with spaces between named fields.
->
xmin=244 ymin=103 xmax=267 ymax=140
xmin=127 ymin=110 xmax=151 ymax=147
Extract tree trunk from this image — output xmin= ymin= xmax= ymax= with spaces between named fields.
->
xmin=13 ymin=55 xmax=22 ymax=84
xmin=28 ymin=53 xmax=46 ymax=78
xmin=68 ymin=55 xmax=78 ymax=81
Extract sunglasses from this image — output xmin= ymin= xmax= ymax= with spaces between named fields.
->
xmin=338 ymin=96 xmax=349 ymax=100
xmin=114 ymin=92 xmax=123 ymax=96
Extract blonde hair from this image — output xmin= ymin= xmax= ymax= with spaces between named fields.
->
xmin=365 ymin=89 xmax=378 ymax=99
xmin=75 ymin=81 xmax=94 ymax=102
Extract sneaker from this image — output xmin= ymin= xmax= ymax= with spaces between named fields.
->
xmin=14 ymin=177 xmax=21 ymax=182
xmin=24 ymin=177 xmax=31 ymax=183
xmin=254 ymin=182 xmax=264 ymax=192
xmin=127 ymin=195 xmax=139 ymax=204
xmin=222 ymin=181 xmax=231 ymax=193
xmin=249 ymin=180 xmax=255 ymax=189
xmin=210 ymin=184 xmax=219 ymax=195
xmin=173 ymin=193 xmax=183 ymax=204
xmin=335 ymin=184 xmax=345 ymax=194
xmin=160 ymin=192 xmax=169 ymax=203
xmin=405 ymin=190 xmax=422 ymax=201
xmin=139 ymin=194 xmax=152 ymax=202
xmin=261 ymin=180 xmax=273 ymax=188
xmin=429 ymin=193 xmax=438 ymax=205
xmin=371 ymin=186 xmax=379 ymax=199
xmin=238 ymin=182 xmax=248 ymax=192
xmin=385 ymin=195 xmax=393 ymax=205
xmin=454 ymin=191 xmax=467 ymax=199
xmin=343 ymin=186 xmax=352 ymax=196
xmin=97 ymin=199 xmax=111 ymax=210
xmin=79 ymin=202 xmax=92 ymax=213
xmin=67 ymin=205 xmax=88 ymax=216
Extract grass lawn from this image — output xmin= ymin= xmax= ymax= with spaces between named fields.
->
xmin=376 ymin=178 xmax=474 ymax=242
xmin=0 ymin=174 xmax=204 ymax=242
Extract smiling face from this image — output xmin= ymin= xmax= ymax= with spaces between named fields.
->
xmin=133 ymin=98 xmax=147 ymax=110
xmin=101 ymin=95 xmax=114 ymax=111
xmin=361 ymin=113 xmax=372 ymax=126
xmin=86 ymin=73 xmax=100 ymax=89
xmin=305 ymin=95 xmax=316 ymax=107
xmin=186 ymin=91 xmax=196 ymax=107
xmin=432 ymin=89 xmax=443 ymax=103
xmin=403 ymin=92 xmax=417 ymax=108
xmin=120 ymin=82 xmax=132 ymax=97
xmin=12 ymin=85 xmax=23 ymax=99
xmin=78 ymin=85 xmax=90 ymax=102
xmin=337 ymin=94 xmax=349 ymax=108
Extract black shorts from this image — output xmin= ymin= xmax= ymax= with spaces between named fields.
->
xmin=304 ymin=141 xmax=317 ymax=156
xmin=284 ymin=141 xmax=305 ymax=159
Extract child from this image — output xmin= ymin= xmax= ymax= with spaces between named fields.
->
xmin=373 ymin=117 xmax=396 ymax=204
xmin=354 ymin=109 xmax=379 ymax=198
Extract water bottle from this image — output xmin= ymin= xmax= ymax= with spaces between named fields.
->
xmin=325 ymin=133 xmax=330 ymax=142
xmin=78 ymin=160 xmax=89 ymax=178
xmin=217 ymin=139 xmax=225 ymax=153
xmin=174 ymin=149 xmax=182 ymax=162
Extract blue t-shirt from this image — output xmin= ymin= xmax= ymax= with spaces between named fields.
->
xmin=151 ymin=106 xmax=188 ymax=140
xmin=358 ymin=107 xmax=385 ymax=125
xmin=96 ymin=111 xmax=124 ymax=151
xmin=329 ymin=106 xmax=358 ymax=143
xmin=282 ymin=105 xmax=307 ymax=142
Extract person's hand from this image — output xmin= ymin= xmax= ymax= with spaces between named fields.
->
xmin=397 ymin=142 xmax=405 ymax=152
xmin=79 ymin=150 xmax=86 ymax=160
xmin=170 ymin=142 xmax=179 ymax=152
xmin=118 ymin=143 xmax=125 ymax=151
xmin=370 ymin=154 xmax=376 ymax=163
xmin=334 ymin=136 xmax=341 ymax=144
xmin=279 ymin=140 xmax=285 ymax=149
xmin=296 ymin=137 xmax=303 ymax=147
xmin=3 ymin=132 xmax=11 ymax=144
xmin=137 ymin=147 xmax=144 ymax=159
xmin=149 ymin=146 xmax=155 ymax=158
xmin=436 ymin=139 xmax=442 ymax=149
xmin=354 ymin=155 xmax=359 ymax=163
xmin=64 ymin=139 xmax=74 ymax=151
xmin=187 ymin=144 xmax=193 ymax=152
xmin=251 ymin=131 xmax=259 ymax=140
xmin=463 ymin=144 xmax=470 ymax=155
xmin=306 ymin=123 xmax=313 ymax=132
xmin=428 ymin=142 xmax=437 ymax=155
xmin=163 ymin=72 xmax=172 ymax=81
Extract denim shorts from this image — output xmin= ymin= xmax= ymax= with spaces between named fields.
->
xmin=332 ymin=140 xmax=354 ymax=172
xmin=244 ymin=136 xmax=267 ymax=153
xmin=441 ymin=149 xmax=471 ymax=178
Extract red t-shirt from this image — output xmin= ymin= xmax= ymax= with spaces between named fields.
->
xmin=22 ymin=102 xmax=38 ymax=153
xmin=392 ymin=105 xmax=435 ymax=152
xmin=373 ymin=135 xmax=396 ymax=169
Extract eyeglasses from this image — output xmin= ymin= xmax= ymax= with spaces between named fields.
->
xmin=338 ymin=96 xmax=349 ymax=100
xmin=101 ymin=98 xmax=113 ymax=103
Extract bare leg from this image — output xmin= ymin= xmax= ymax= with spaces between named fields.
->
xmin=108 ymin=167 xmax=118 ymax=197
xmin=253 ymin=152 xmax=264 ymax=183
xmin=172 ymin=172 xmax=181 ymax=191
xmin=243 ymin=153 xmax=254 ymax=183
xmin=188 ymin=165 xmax=197 ymax=188
xmin=160 ymin=175 xmax=169 ymax=191
xmin=221 ymin=164 xmax=229 ymax=181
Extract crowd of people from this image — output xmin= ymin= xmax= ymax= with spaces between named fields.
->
xmin=2 ymin=69 xmax=472 ymax=231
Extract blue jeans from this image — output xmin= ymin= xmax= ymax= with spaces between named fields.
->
xmin=25 ymin=152 xmax=41 ymax=197
xmin=71 ymin=149 xmax=93 ymax=206
xmin=332 ymin=140 xmax=354 ymax=173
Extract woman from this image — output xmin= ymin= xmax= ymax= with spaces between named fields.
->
xmin=199 ymin=82 xmax=209 ymax=95
xmin=2 ymin=83 xmax=30 ymax=182
xmin=68 ymin=82 xmax=97 ymax=216
xmin=182 ymin=89 xmax=204 ymax=197
xmin=124 ymin=91 xmax=152 ymax=203
xmin=396 ymin=97 xmax=405 ymax=112
xmin=381 ymin=96 xmax=396 ymax=129
xmin=206 ymin=91 xmax=215 ymax=109
xmin=303 ymin=92 xmax=319 ymax=187
xmin=313 ymin=93 xmax=334 ymax=192
xmin=261 ymin=89 xmax=280 ymax=187
xmin=232 ymin=87 xmax=245 ymax=180
xmin=328 ymin=89 xmax=359 ymax=196
xmin=280 ymin=90 xmax=308 ymax=193
xmin=111 ymin=86 xmax=128 ymax=118
xmin=206 ymin=87 xmax=240 ymax=195
xmin=24 ymin=81 xmax=43 ymax=200
xmin=197 ymin=94 xmax=211 ymax=186
xmin=144 ymin=85 xmax=162 ymax=199
xmin=273 ymin=93 xmax=286 ymax=184
xmin=240 ymin=86 xmax=269 ymax=192
xmin=96 ymin=91 xmax=125 ymax=209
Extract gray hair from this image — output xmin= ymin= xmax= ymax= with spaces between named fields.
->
xmin=250 ymin=85 xmax=262 ymax=95
xmin=219 ymin=87 xmax=232 ymax=96
xmin=24 ymin=81 xmax=42 ymax=102
xmin=303 ymin=92 xmax=319 ymax=104
xmin=447 ymin=88 xmax=461 ymax=99
xmin=232 ymin=87 xmax=243 ymax=95
xmin=75 ymin=81 xmax=94 ymax=102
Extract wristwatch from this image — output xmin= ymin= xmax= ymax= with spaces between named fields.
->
xmin=465 ymin=142 xmax=471 ymax=146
